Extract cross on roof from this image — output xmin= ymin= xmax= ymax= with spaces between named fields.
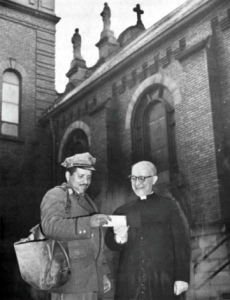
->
xmin=133 ymin=4 xmax=144 ymax=24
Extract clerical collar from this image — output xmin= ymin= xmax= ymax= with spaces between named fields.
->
xmin=140 ymin=192 xmax=153 ymax=200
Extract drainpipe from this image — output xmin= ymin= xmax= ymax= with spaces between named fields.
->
xmin=49 ymin=117 xmax=56 ymax=186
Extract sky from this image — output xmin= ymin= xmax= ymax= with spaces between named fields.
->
xmin=55 ymin=0 xmax=188 ymax=93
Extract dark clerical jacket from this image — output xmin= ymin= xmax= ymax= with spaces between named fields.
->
xmin=105 ymin=193 xmax=191 ymax=300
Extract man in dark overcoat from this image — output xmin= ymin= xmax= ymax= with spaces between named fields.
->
xmin=105 ymin=161 xmax=191 ymax=300
xmin=41 ymin=152 xmax=111 ymax=300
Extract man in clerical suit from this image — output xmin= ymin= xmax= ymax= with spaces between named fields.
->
xmin=105 ymin=161 xmax=191 ymax=300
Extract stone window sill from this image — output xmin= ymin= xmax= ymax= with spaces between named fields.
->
xmin=0 ymin=134 xmax=25 ymax=144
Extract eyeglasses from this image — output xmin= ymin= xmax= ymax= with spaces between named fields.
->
xmin=128 ymin=175 xmax=155 ymax=183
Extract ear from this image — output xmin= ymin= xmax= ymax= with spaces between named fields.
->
xmin=152 ymin=176 xmax=158 ymax=185
xmin=65 ymin=171 xmax=70 ymax=183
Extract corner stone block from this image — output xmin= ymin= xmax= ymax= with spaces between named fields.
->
xmin=210 ymin=272 xmax=230 ymax=285
xmin=194 ymin=285 xmax=214 ymax=300
xmin=191 ymin=237 xmax=200 ymax=250
xmin=193 ymin=272 xmax=208 ymax=286
xmin=199 ymin=234 xmax=217 ymax=249
xmin=209 ymin=245 xmax=228 ymax=260
xmin=196 ymin=259 xmax=220 ymax=274
xmin=192 ymin=248 xmax=203 ymax=262
xmin=218 ymin=284 xmax=230 ymax=294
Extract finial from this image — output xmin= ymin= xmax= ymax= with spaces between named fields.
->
xmin=133 ymin=4 xmax=144 ymax=24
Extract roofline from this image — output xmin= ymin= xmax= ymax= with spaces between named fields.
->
xmin=40 ymin=0 xmax=223 ymax=122
xmin=0 ymin=0 xmax=60 ymax=24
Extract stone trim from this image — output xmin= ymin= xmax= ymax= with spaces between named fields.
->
xmin=0 ymin=0 xmax=60 ymax=24
xmin=176 ymin=36 xmax=211 ymax=62
xmin=0 ymin=58 xmax=29 ymax=79
xmin=113 ymin=41 xmax=186 ymax=97
xmin=125 ymin=73 xmax=181 ymax=129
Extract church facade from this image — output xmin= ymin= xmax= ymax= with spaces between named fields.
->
xmin=1 ymin=0 xmax=230 ymax=299
xmin=41 ymin=0 xmax=230 ymax=299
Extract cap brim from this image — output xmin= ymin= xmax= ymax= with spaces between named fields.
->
xmin=78 ymin=166 xmax=96 ymax=171
xmin=67 ymin=164 xmax=96 ymax=171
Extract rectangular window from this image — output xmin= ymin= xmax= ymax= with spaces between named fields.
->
xmin=2 ymin=83 xmax=19 ymax=104
xmin=2 ymin=103 xmax=19 ymax=123
xmin=1 ymin=71 xmax=20 ymax=137
xmin=1 ymin=123 xmax=18 ymax=137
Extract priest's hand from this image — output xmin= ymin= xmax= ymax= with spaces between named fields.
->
xmin=174 ymin=281 xmax=189 ymax=295
xmin=90 ymin=214 xmax=111 ymax=227
xmin=103 ymin=274 xmax=111 ymax=293
xmin=114 ymin=225 xmax=129 ymax=244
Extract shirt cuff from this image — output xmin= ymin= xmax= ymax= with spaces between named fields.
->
xmin=115 ymin=234 xmax=127 ymax=244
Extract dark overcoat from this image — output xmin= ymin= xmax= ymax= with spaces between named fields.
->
xmin=105 ymin=193 xmax=191 ymax=300
xmin=40 ymin=183 xmax=109 ymax=295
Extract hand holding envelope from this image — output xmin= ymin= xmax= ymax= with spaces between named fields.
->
xmin=102 ymin=215 xmax=129 ymax=244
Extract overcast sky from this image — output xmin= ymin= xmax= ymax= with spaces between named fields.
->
xmin=55 ymin=0 xmax=188 ymax=93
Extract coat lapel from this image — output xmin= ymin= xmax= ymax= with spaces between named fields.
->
xmin=61 ymin=182 xmax=96 ymax=214
xmin=77 ymin=195 xmax=95 ymax=213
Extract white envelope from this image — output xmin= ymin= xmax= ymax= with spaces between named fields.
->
xmin=103 ymin=215 xmax=127 ymax=227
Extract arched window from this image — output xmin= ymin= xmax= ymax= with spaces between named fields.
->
xmin=144 ymin=100 xmax=169 ymax=173
xmin=1 ymin=71 xmax=20 ymax=137
xmin=132 ymin=85 xmax=177 ymax=182
xmin=62 ymin=128 xmax=89 ymax=160
xmin=57 ymin=128 xmax=90 ymax=184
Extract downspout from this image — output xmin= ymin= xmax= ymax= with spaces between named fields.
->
xmin=49 ymin=117 xmax=56 ymax=186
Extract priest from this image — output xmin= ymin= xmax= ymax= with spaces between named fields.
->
xmin=105 ymin=161 xmax=191 ymax=300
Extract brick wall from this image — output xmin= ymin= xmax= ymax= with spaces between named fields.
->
xmin=0 ymin=0 xmax=58 ymax=250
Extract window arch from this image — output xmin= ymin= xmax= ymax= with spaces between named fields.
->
xmin=1 ymin=70 xmax=20 ymax=137
xmin=132 ymin=85 xmax=177 ymax=182
xmin=62 ymin=128 xmax=89 ymax=160
xmin=57 ymin=128 xmax=90 ymax=184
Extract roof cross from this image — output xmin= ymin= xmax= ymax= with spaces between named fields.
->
xmin=133 ymin=4 xmax=144 ymax=24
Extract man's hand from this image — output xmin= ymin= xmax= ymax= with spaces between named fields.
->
xmin=114 ymin=225 xmax=129 ymax=244
xmin=103 ymin=274 xmax=111 ymax=293
xmin=90 ymin=214 xmax=111 ymax=227
xmin=174 ymin=281 xmax=188 ymax=295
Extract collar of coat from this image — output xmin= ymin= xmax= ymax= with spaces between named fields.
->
xmin=61 ymin=182 xmax=96 ymax=214
xmin=139 ymin=192 xmax=154 ymax=200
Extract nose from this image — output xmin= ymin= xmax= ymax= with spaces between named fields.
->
xmin=134 ymin=178 xmax=143 ymax=187
xmin=82 ymin=177 xmax=88 ymax=184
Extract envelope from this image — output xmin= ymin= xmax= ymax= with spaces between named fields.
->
xmin=103 ymin=215 xmax=127 ymax=227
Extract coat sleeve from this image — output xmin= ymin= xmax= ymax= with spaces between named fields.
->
xmin=170 ymin=200 xmax=191 ymax=283
xmin=40 ymin=187 xmax=92 ymax=241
